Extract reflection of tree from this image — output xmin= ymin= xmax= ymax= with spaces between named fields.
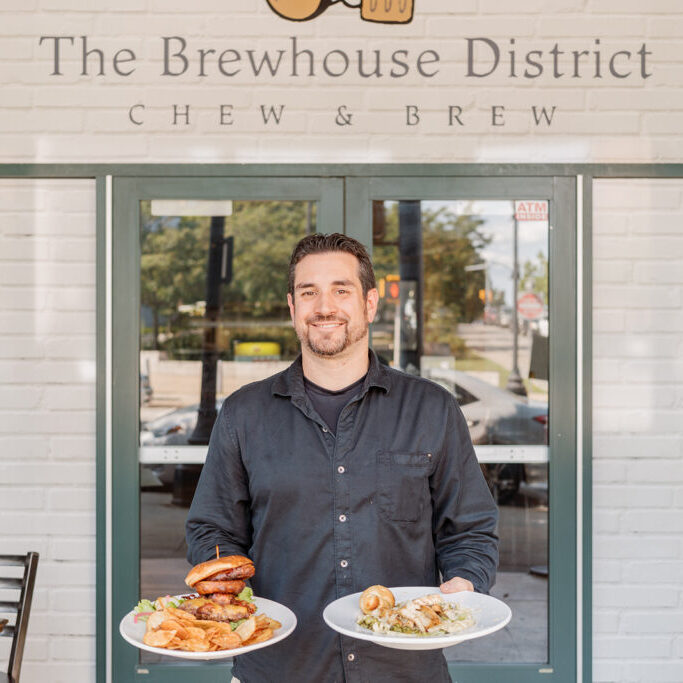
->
xmin=141 ymin=212 xmax=208 ymax=349
xmin=140 ymin=201 xmax=311 ymax=357
xmin=373 ymin=203 xmax=490 ymax=355
xmin=520 ymin=251 xmax=548 ymax=301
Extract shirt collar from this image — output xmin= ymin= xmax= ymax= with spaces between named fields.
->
xmin=272 ymin=349 xmax=391 ymax=399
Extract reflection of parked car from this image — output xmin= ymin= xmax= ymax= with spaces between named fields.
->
xmin=427 ymin=368 xmax=548 ymax=503
xmin=428 ymin=368 xmax=547 ymax=446
xmin=140 ymin=400 xmax=222 ymax=446
xmin=140 ymin=374 xmax=153 ymax=404
xmin=140 ymin=401 xmax=222 ymax=494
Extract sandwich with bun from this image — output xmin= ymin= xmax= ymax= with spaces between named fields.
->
xmin=178 ymin=554 xmax=257 ymax=623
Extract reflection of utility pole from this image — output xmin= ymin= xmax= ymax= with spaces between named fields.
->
xmin=464 ymin=262 xmax=489 ymax=318
xmin=398 ymin=201 xmax=423 ymax=371
xmin=506 ymin=212 xmax=527 ymax=397
xmin=189 ymin=217 xmax=233 ymax=444
xmin=306 ymin=201 xmax=314 ymax=234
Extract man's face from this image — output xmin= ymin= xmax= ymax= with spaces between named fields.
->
xmin=287 ymin=251 xmax=378 ymax=358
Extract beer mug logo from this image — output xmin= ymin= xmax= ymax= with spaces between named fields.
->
xmin=266 ymin=0 xmax=414 ymax=23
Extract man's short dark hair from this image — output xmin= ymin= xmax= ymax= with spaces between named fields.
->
xmin=288 ymin=233 xmax=377 ymax=297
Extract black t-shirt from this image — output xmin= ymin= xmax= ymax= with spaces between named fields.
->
xmin=303 ymin=373 xmax=367 ymax=435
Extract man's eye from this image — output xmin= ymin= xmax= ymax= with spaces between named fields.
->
xmin=301 ymin=291 xmax=316 ymax=297
xmin=337 ymin=289 xmax=348 ymax=295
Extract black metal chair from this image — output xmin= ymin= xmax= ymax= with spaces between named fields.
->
xmin=0 ymin=553 xmax=39 ymax=683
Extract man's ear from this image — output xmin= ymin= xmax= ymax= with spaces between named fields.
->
xmin=366 ymin=288 xmax=379 ymax=323
xmin=287 ymin=292 xmax=295 ymax=323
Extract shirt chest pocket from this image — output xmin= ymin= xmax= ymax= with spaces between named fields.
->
xmin=376 ymin=452 xmax=433 ymax=523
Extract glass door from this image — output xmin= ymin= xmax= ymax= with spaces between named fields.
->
xmin=347 ymin=176 xmax=577 ymax=683
xmin=111 ymin=176 xmax=343 ymax=682
xmin=109 ymin=172 xmax=577 ymax=683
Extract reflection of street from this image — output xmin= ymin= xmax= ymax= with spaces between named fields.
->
xmin=457 ymin=321 xmax=531 ymax=376
xmin=457 ymin=321 xmax=548 ymax=400
xmin=140 ymin=355 xmax=291 ymax=423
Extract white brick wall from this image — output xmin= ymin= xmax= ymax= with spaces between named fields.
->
xmin=0 ymin=179 xmax=96 ymax=683
xmin=1 ymin=0 xmax=683 ymax=162
xmin=593 ymin=179 xmax=683 ymax=683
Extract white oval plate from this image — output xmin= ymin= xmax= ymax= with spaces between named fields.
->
xmin=323 ymin=586 xmax=511 ymax=651
xmin=120 ymin=595 xmax=297 ymax=660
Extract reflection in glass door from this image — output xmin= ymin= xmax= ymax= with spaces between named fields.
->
xmin=138 ymin=199 xmax=316 ymax=662
xmin=111 ymin=176 xmax=343 ymax=682
xmin=371 ymin=198 xmax=550 ymax=663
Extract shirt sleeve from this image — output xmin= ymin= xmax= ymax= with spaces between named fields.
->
xmin=431 ymin=397 xmax=499 ymax=594
xmin=185 ymin=398 xmax=253 ymax=565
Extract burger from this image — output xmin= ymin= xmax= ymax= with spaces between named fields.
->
xmin=178 ymin=554 xmax=257 ymax=623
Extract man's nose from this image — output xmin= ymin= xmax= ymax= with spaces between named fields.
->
xmin=315 ymin=290 xmax=337 ymax=315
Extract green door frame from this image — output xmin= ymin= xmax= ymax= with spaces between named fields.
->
xmin=0 ymin=161 xmax=607 ymax=683
xmin=111 ymin=176 xmax=344 ymax=683
xmin=347 ymin=176 xmax=577 ymax=683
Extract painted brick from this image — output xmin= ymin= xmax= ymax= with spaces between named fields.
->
xmin=49 ymin=436 xmax=96 ymax=460
xmin=592 ymin=535 xmax=680 ymax=561
xmin=0 ymin=487 xmax=44 ymax=509
xmin=49 ymin=538 xmax=96 ymax=562
xmin=625 ymin=310 xmax=683 ymax=333
xmin=593 ymin=559 xmax=622 ymax=583
xmin=0 ymin=462 xmax=95 ymax=486
xmin=593 ymin=285 xmax=681 ymax=310
xmin=626 ymin=459 xmax=683 ymax=483
xmin=47 ymin=488 xmax=95 ymax=511
xmin=594 ymin=509 xmax=621 ymax=533
xmin=48 ymin=588 xmax=95 ymax=612
xmin=593 ymin=260 xmax=632 ymax=284
xmin=593 ymin=635 xmax=672 ymax=659
xmin=593 ymin=459 xmax=628 ymax=483
xmin=0 ymin=386 xmax=42 ymax=409
xmin=18 ymin=663 xmax=95 ymax=683
xmin=593 ymin=384 xmax=676 ymax=409
xmin=620 ymin=661 xmax=683 ymax=682
xmin=592 ymin=659 xmax=622 ymax=683
xmin=621 ymin=511 xmax=683 ymax=534
xmin=42 ymin=386 xmax=95 ymax=411
xmin=0 ymin=436 xmax=50 ymax=459
xmin=619 ymin=359 xmax=683 ymax=384
xmin=593 ymin=585 xmax=674 ymax=609
xmin=589 ymin=0 xmax=683 ymax=12
xmin=48 ymin=636 xmax=96 ymax=661
xmin=593 ymin=484 xmax=674 ymax=508
xmin=621 ymin=562 xmax=683 ymax=584
xmin=43 ymin=337 xmax=95 ymax=360
xmin=592 ymin=358 xmax=621 ymax=383
xmin=0 ymin=512 xmax=94 ymax=536
xmin=592 ymin=611 xmax=620 ymax=634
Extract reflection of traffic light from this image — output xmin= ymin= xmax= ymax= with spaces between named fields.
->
xmin=379 ymin=274 xmax=401 ymax=301
xmin=478 ymin=288 xmax=486 ymax=302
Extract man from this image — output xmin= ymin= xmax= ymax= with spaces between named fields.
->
xmin=186 ymin=233 xmax=498 ymax=683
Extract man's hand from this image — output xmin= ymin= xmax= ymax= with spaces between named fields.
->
xmin=439 ymin=576 xmax=474 ymax=594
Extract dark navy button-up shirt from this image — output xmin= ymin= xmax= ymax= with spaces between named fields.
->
xmin=186 ymin=351 xmax=498 ymax=683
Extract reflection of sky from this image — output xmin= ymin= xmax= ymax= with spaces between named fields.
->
xmin=425 ymin=200 xmax=548 ymax=306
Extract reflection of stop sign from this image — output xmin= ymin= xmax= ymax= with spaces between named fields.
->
xmin=517 ymin=293 xmax=544 ymax=320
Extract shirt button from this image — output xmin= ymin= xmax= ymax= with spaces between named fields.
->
xmin=322 ymin=426 xmax=328 ymax=433
xmin=337 ymin=466 xmax=345 ymax=474
xmin=340 ymin=559 xmax=348 ymax=568
xmin=347 ymin=653 xmax=355 ymax=662
xmin=339 ymin=514 xmax=347 ymax=522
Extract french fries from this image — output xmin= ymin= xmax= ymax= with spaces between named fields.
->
xmin=141 ymin=604 xmax=280 ymax=653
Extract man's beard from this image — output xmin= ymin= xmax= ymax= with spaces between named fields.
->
xmin=297 ymin=312 xmax=369 ymax=357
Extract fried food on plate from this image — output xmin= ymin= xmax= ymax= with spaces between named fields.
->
xmin=359 ymin=585 xmax=395 ymax=615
